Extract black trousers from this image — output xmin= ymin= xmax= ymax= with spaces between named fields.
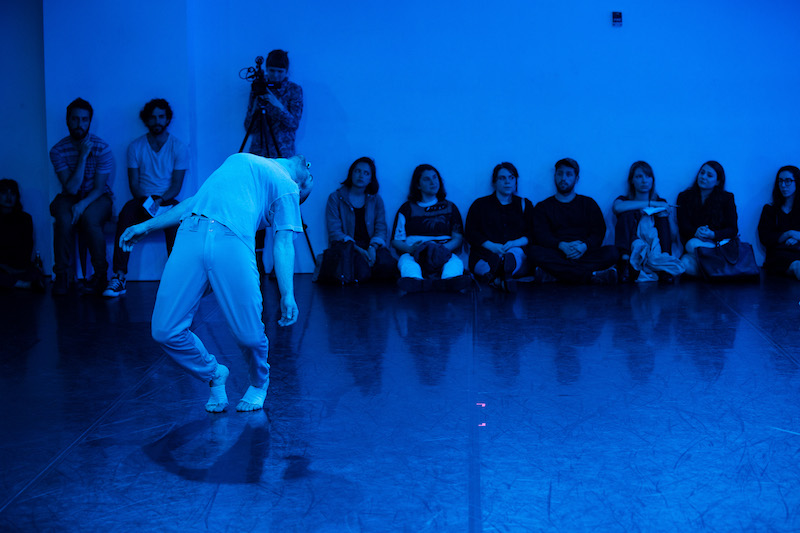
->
xmin=528 ymin=244 xmax=618 ymax=283
xmin=112 ymin=197 xmax=178 ymax=275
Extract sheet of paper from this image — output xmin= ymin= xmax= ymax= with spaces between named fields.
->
xmin=142 ymin=196 xmax=174 ymax=218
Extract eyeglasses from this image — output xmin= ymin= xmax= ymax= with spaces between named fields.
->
xmin=778 ymin=178 xmax=795 ymax=185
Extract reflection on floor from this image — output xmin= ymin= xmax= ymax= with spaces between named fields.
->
xmin=2 ymin=275 xmax=800 ymax=531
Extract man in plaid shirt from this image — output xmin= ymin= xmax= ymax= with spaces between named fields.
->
xmin=49 ymin=98 xmax=114 ymax=295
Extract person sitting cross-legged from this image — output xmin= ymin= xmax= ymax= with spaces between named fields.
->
xmin=758 ymin=165 xmax=800 ymax=279
xmin=613 ymin=161 xmax=683 ymax=282
xmin=391 ymin=164 xmax=469 ymax=292
xmin=318 ymin=156 xmax=397 ymax=284
xmin=677 ymin=160 xmax=738 ymax=277
xmin=528 ymin=158 xmax=618 ymax=284
xmin=465 ymin=162 xmax=534 ymax=292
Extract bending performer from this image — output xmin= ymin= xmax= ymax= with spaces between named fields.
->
xmin=120 ymin=153 xmax=313 ymax=412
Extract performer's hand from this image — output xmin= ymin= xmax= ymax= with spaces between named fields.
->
xmin=120 ymin=223 xmax=149 ymax=252
xmin=278 ymin=295 xmax=298 ymax=326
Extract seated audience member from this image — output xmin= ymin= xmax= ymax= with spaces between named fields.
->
xmin=758 ymin=165 xmax=800 ymax=279
xmin=391 ymin=164 xmax=469 ymax=292
xmin=0 ymin=179 xmax=45 ymax=291
xmin=105 ymin=99 xmax=188 ymax=297
xmin=49 ymin=97 xmax=113 ymax=295
xmin=318 ymin=156 xmax=397 ymax=283
xmin=677 ymin=161 xmax=738 ymax=276
xmin=465 ymin=162 xmax=534 ymax=291
xmin=613 ymin=161 xmax=676 ymax=282
xmin=529 ymin=158 xmax=618 ymax=284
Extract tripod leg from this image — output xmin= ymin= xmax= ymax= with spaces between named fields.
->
xmin=302 ymin=218 xmax=317 ymax=267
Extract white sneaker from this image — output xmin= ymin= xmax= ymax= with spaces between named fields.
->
xmin=103 ymin=276 xmax=127 ymax=297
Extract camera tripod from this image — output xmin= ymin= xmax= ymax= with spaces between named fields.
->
xmin=240 ymin=102 xmax=317 ymax=268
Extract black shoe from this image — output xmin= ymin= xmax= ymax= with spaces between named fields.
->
xmin=502 ymin=253 xmax=517 ymax=279
xmin=657 ymin=272 xmax=675 ymax=284
xmin=31 ymin=274 xmax=47 ymax=293
xmin=533 ymin=266 xmax=557 ymax=284
xmin=590 ymin=266 xmax=618 ymax=285
xmin=397 ymin=277 xmax=426 ymax=293
xmin=618 ymin=261 xmax=631 ymax=283
xmin=80 ymin=275 xmax=108 ymax=296
xmin=443 ymin=274 xmax=471 ymax=292
xmin=52 ymin=275 xmax=68 ymax=296
xmin=490 ymin=277 xmax=517 ymax=293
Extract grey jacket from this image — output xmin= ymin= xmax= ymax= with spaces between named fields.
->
xmin=325 ymin=186 xmax=388 ymax=248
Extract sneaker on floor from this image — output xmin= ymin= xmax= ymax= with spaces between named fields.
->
xmin=590 ymin=266 xmax=618 ymax=285
xmin=52 ymin=274 xmax=68 ymax=296
xmin=103 ymin=276 xmax=127 ymax=297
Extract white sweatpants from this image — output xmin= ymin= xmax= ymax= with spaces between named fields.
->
xmin=397 ymin=252 xmax=464 ymax=279
xmin=151 ymin=215 xmax=270 ymax=386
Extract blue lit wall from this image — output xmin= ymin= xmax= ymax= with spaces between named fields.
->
xmin=8 ymin=0 xmax=800 ymax=277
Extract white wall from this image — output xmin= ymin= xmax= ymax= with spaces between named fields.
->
xmin=1 ymin=2 xmax=49 ymax=265
xmin=33 ymin=0 xmax=800 ymax=277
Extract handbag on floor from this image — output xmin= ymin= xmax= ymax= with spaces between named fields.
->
xmin=315 ymin=241 xmax=357 ymax=284
xmin=696 ymin=238 xmax=760 ymax=281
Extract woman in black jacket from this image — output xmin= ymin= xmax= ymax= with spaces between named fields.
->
xmin=758 ymin=165 xmax=800 ymax=278
xmin=676 ymin=161 xmax=738 ymax=276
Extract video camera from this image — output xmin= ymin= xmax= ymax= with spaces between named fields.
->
xmin=240 ymin=56 xmax=282 ymax=96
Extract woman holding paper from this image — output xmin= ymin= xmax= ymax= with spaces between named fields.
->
xmin=612 ymin=161 xmax=673 ymax=281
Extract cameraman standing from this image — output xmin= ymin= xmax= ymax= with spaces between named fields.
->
xmin=244 ymin=49 xmax=303 ymax=158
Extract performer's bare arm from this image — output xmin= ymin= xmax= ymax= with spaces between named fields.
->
xmin=273 ymin=229 xmax=298 ymax=326
xmin=119 ymin=196 xmax=194 ymax=251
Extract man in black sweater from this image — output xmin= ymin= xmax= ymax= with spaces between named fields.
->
xmin=529 ymin=158 xmax=618 ymax=284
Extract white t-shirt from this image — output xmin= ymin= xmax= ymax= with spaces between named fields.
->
xmin=187 ymin=153 xmax=303 ymax=250
xmin=127 ymin=134 xmax=189 ymax=196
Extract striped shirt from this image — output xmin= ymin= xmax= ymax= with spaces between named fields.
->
xmin=49 ymin=133 xmax=114 ymax=196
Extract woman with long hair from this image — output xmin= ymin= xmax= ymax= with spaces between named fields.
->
xmin=613 ymin=161 xmax=673 ymax=281
xmin=319 ymin=156 xmax=397 ymax=283
xmin=758 ymin=165 xmax=800 ymax=278
xmin=676 ymin=161 xmax=738 ymax=276
xmin=465 ymin=162 xmax=534 ymax=291
xmin=391 ymin=164 xmax=468 ymax=292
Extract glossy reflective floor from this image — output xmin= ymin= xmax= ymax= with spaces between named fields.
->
xmin=2 ymin=276 xmax=800 ymax=531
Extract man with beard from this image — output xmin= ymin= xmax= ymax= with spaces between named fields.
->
xmin=529 ymin=158 xmax=618 ymax=283
xmin=49 ymin=98 xmax=114 ymax=295
xmin=104 ymin=99 xmax=189 ymax=297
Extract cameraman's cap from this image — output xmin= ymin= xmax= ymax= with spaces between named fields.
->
xmin=555 ymin=158 xmax=579 ymax=176
xmin=266 ymin=49 xmax=289 ymax=69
